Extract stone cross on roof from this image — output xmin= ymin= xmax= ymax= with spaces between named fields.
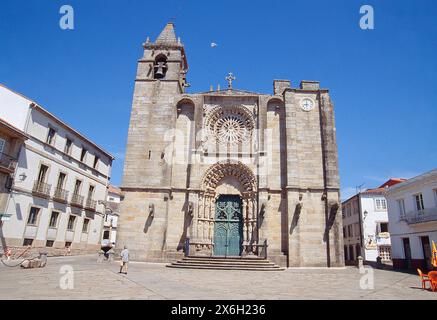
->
xmin=226 ymin=72 xmax=236 ymax=89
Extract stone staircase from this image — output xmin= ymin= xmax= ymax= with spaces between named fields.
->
xmin=167 ymin=256 xmax=285 ymax=271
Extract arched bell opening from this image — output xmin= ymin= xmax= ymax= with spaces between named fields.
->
xmin=153 ymin=54 xmax=168 ymax=79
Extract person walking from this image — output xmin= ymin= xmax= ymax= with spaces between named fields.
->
xmin=119 ymin=245 xmax=129 ymax=275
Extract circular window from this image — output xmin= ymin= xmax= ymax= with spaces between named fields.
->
xmin=216 ymin=115 xmax=249 ymax=145
xmin=205 ymin=106 xmax=255 ymax=146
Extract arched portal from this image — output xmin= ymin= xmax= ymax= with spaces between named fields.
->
xmin=191 ymin=160 xmax=258 ymax=257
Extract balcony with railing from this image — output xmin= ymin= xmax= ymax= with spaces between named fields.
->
xmin=401 ymin=207 xmax=437 ymax=225
xmin=53 ymin=188 xmax=69 ymax=204
xmin=70 ymin=193 xmax=84 ymax=208
xmin=85 ymin=198 xmax=97 ymax=211
xmin=32 ymin=181 xmax=52 ymax=199
xmin=0 ymin=152 xmax=18 ymax=174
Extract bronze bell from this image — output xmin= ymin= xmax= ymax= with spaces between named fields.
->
xmin=154 ymin=62 xmax=167 ymax=79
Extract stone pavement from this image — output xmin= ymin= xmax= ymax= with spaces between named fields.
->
xmin=0 ymin=255 xmax=435 ymax=300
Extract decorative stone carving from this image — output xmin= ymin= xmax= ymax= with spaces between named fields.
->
xmin=204 ymin=105 xmax=255 ymax=146
xmin=201 ymin=160 xmax=257 ymax=193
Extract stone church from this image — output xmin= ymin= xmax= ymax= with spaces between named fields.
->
xmin=116 ymin=23 xmax=344 ymax=268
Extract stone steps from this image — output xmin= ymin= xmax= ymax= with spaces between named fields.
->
xmin=167 ymin=256 xmax=285 ymax=271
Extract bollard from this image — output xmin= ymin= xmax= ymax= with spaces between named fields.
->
xmin=357 ymin=256 xmax=364 ymax=270
xmin=39 ymin=251 xmax=48 ymax=267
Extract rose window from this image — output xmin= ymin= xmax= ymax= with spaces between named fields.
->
xmin=205 ymin=106 xmax=255 ymax=146
xmin=216 ymin=115 xmax=248 ymax=144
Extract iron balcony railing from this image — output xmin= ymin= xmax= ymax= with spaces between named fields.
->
xmin=401 ymin=207 xmax=437 ymax=225
xmin=85 ymin=198 xmax=97 ymax=211
xmin=32 ymin=181 xmax=52 ymax=199
xmin=0 ymin=152 xmax=18 ymax=172
xmin=53 ymin=187 xmax=69 ymax=204
xmin=70 ymin=193 xmax=84 ymax=208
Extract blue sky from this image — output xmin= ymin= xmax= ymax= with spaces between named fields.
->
xmin=1 ymin=0 xmax=436 ymax=200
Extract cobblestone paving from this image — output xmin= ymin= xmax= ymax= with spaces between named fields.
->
xmin=0 ymin=255 xmax=436 ymax=300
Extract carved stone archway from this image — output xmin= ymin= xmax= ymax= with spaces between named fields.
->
xmin=191 ymin=160 xmax=258 ymax=256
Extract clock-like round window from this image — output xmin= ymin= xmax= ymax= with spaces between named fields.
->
xmin=216 ymin=115 xmax=249 ymax=145
xmin=205 ymin=105 xmax=255 ymax=146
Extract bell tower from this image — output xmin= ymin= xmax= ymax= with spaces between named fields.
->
xmin=122 ymin=22 xmax=188 ymax=190
xmin=118 ymin=23 xmax=189 ymax=260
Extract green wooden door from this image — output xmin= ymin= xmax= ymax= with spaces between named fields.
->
xmin=213 ymin=195 xmax=243 ymax=257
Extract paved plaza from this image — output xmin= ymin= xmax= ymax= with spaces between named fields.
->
xmin=0 ymin=255 xmax=435 ymax=300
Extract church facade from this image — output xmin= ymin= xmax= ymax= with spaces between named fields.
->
xmin=116 ymin=23 xmax=344 ymax=267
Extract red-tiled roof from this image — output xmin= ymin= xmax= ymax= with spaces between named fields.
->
xmin=362 ymin=187 xmax=385 ymax=194
xmin=378 ymin=178 xmax=407 ymax=188
xmin=362 ymin=178 xmax=407 ymax=194
xmin=108 ymin=185 xmax=122 ymax=195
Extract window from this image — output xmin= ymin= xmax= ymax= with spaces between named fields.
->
xmin=414 ymin=193 xmax=425 ymax=211
xmin=27 ymin=207 xmax=40 ymax=225
xmin=103 ymin=230 xmax=110 ymax=240
xmin=93 ymin=155 xmax=99 ymax=169
xmin=379 ymin=222 xmax=389 ymax=233
xmin=65 ymin=241 xmax=72 ymax=248
xmin=397 ymin=199 xmax=406 ymax=219
xmin=109 ymin=197 xmax=115 ymax=201
xmin=82 ymin=219 xmax=90 ymax=233
xmin=46 ymin=240 xmax=54 ymax=247
xmin=46 ymin=127 xmax=56 ymax=145
xmin=49 ymin=211 xmax=59 ymax=228
xmin=64 ymin=138 xmax=73 ymax=154
xmin=348 ymin=225 xmax=353 ymax=238
xmin=344 ymin=245 xmax=348 ymax=261
xmin=347 ymin=205 xmax=351 ymax=217
xmin=67 ymin=215 xmax=76 ymax=231
xmin=353 ymin=202 xmax=358 ymax=215
xmin=379 ymin=246 xmax=391 ymax=261
xmin=343 ymin=227 xmax=346 ymax=238
xmin=56 ymin=172 xmax=66 ymax=190
xmin=23 ymin=238 xmax=34 ymax=246
xmin=37 ymin=164 xmax=49 ymax=184
xmin=0 ymin=138 xmax=5 ymax=153
xmin=375 ymin=198 xmax=387 ymax=211
xmin=87 ymin=185 xmax=95 ymax=199
xmin=73 ymin=179 xmax=82 ymax=195
xmin=355 ymin=223 xmax=361 ymax=237
xmin=80 ymin=148 xmax=87 ymax=162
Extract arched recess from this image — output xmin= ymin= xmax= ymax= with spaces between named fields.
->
xmin=172 ymin=99 xmax=195 ymax=188
xmin=266 ymin=98 xmax=286 ymax=189
xmin=267 ymin=97 xmax=288 ymax=254
xmin=201 ymin=160 xmax=257 ymax=196
xmin=192 ymin=160 xmax=259 ymax=255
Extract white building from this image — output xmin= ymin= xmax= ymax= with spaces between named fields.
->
xmin=386 ymin=169 xmax=437 ymax=270
xmin=342 ymin=179 xmax=405 ymax=265
xmin=102 ymin=185 xmax=123 ymax=246
xmin=0 ymin=84 xmax=114 ymax=255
